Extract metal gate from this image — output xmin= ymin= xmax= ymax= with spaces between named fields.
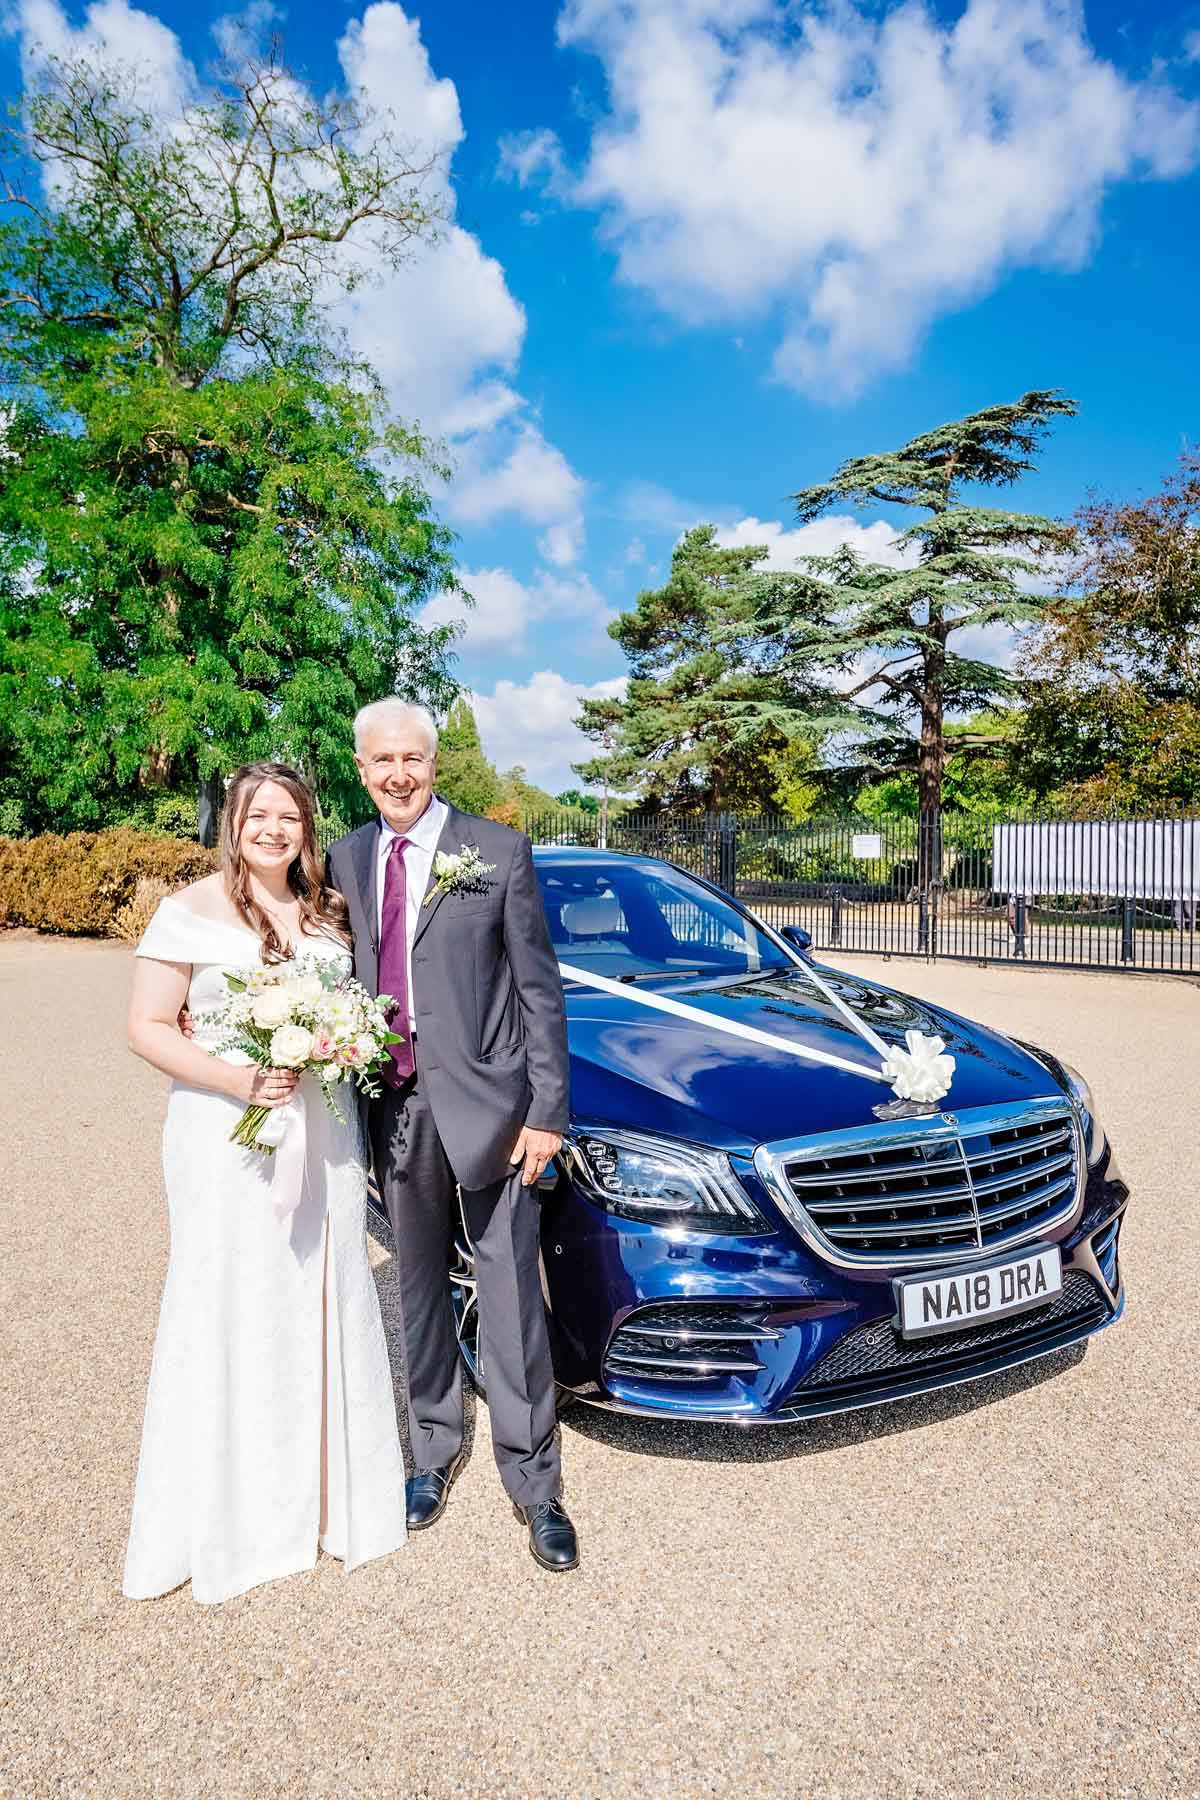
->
xmin=526 ymin=807 xmax=1199 ymax=976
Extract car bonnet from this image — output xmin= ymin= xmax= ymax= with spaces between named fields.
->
xmin=562 ymin=964 xmax=1061 ymax=1152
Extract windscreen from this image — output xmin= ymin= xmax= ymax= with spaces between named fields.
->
xmin=536 ymin=857 xmax=793 ymax=981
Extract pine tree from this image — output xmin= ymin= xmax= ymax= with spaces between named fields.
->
xmin=575 ymin=526 xmax=829 ymax=812
xmin=435 ymin=698 xmax=501 ymax=816
xmin=754 ymin=392 xmax=1079 ymax=836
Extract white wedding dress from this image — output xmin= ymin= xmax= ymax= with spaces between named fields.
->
xmin=124 ymin=897 xmax=406 ymax=1604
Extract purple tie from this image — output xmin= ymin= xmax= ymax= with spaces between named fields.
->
xmin=378 ymin=835 xmax=415 ymax=1086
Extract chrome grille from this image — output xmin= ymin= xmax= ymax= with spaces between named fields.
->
xmin=753 ymin=1099 xmax=1083 ymax=1271
xmin=604 ymin=1303 xmax=779 ymax=1384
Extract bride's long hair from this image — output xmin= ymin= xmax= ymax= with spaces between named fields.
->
xmin=219 ymin=763 xmax=351 ymax=962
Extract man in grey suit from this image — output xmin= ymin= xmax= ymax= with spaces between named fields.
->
xmin=326 ymin=698 xmax=578 ymax=1572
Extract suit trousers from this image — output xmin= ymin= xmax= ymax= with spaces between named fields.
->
xmin=368 ymin=1070 xmax=561 ymax=1504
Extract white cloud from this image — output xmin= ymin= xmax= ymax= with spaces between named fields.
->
xmin=423 ymin=564 xmax=611 ymax=652
xmin=616 ymin=479 xmax=710 ymax=533
xmin=540 ymin=0 xmax=1200 ymax=396
xmin=423 ymin=566 xmax=532 ymax=650
xmin=451 ymin=426 xmax=587 ymax=566
xmin=714 ymin=513 xmax=916 ymax=571
xmin=211 ymin=0 xmax=280 ymax=62
xmin=498 ymin=126 xmax=568 ymax=194
xmin=471 ymin=669 xmax=628 ymax=790
xmin=15 ymin=0 xmax=195 ymax=112
xmin=331 ymin=4 xmax=588 ymax=560
xmin=337 ymin=3 xmax=463 ymax=156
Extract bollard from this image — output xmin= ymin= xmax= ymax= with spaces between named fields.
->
xmin=1121 ymin=896 xmax=1135 ymax=962
xmin=830 ymin=888 xmax=843 ymax=946
xmin=1013 ymin=894 xmax=1027 ymax=958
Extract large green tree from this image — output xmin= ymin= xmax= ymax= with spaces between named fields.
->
xmin=0 ymin=53 xmax=462 ymax=833
xmin=575 ymin=525 xmax=830 ymax=813
xmin=1014 ymin=453 xmax=1200 ymax=810
xmin=740 ymin=393 xmax=1078 ymax=831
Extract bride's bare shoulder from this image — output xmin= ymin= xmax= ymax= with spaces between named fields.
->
xmin=168 ymin=874 xmax=233 ymax=922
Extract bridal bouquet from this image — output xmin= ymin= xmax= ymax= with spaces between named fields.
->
xmin=201 ymin=957 xmax=403 ymax=1154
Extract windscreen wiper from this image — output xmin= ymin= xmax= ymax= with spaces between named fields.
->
xmin=617 ymin=968 xmax=705 ymax=984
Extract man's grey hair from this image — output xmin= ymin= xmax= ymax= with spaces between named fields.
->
xmin=353 ymin=698 xmax=439 ymax=756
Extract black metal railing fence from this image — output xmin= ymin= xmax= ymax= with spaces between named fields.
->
xmin=524 ymin=804 xmax=1199 ymax=975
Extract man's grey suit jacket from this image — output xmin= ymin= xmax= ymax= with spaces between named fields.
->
xmin=326 ymin=803 xmax=570 ymax=1192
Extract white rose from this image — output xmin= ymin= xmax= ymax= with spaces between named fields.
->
xmin=283 ymin=973 xmax=324 ymax=1008
xmin=321 ymin=1063 xmax=343 ymax=1084
xmin=269 ymin=1023 xmax=314 ymax=1067
xmin=434 ymin=851 xmax=461 ymax=877
xmin=354 ymin=1033 xmax=379 ymax=1062
xmin=251 ymin=988 xmax=295 ymax=1029
xmin=324 ymin=995 xmax=359 ymax=1035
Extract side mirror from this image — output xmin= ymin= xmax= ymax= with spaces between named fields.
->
xmin=779 ymin=924 xmax=813 ymax=957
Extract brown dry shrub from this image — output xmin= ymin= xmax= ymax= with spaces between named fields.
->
xmin=110 ymin=875 xmax=176 ymax=943
xmin=485 ymin=799 xmax=523 ymax=829
xmin=0 ymin=829 xmax=217 ymax=936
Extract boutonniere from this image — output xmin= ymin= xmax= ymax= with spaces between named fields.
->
xmin=424 ymin=844 xmax=497 ymax=906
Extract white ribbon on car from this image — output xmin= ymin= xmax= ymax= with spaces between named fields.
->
xmin=253 ymin=1085 xmax=310 ymax=1220
xmin=556 ymin=955 xmax=956 ymax=1103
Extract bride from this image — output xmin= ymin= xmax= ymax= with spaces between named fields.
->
xmin=124 ymin=761 xmax=406 ymax=1604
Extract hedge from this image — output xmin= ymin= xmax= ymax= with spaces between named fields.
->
xmin=0 ymin=829 xmax=217 ymax=937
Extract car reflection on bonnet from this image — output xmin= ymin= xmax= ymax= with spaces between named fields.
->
xmin=392 ymin=845 xmax=1128 ymax=1425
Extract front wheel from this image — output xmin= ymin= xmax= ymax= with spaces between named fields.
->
xmin=447 ymin=1190 xmax=577 ymax=1417
xmin=448 ymin=1214 xmax=483 ymax=1392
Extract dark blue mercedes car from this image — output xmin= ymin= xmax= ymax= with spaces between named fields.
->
xmin=443 ymin=846 xmax=1128 ymax=1424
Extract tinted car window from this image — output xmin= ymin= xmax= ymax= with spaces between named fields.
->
xmin=537 ymin=858 xmax=792 ymax=979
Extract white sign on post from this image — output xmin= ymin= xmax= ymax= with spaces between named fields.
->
xmin=851 ymin=833 xmax=883 ymax=859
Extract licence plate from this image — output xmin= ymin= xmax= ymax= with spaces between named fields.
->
xmin=894 ymin=1245 xmax=1063 ymax=1340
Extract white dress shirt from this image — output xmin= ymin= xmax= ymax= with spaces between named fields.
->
xmin=376 ymin=795 xmax=448 ymax=1033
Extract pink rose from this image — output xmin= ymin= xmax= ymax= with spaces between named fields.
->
xmin=338 ymin=1042 xmax=363 ymax=1067
xmin=310 ymin=1033 xmax=336 ymax=1062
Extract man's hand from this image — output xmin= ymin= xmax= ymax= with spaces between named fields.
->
xmin=510 ymin=1125 xmax=563 ymax=1188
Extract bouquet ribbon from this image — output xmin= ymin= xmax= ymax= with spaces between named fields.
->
xmin=556 ymin=955 xmax=955 ymax=1103
xmin=254 ymin=1086 xmax=309 ymax=1220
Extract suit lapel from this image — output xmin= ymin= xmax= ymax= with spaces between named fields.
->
xmin=348 ymin=821 xmax=381 ymax=991
xmin=411 ymin=801 xmax=468 ymax=951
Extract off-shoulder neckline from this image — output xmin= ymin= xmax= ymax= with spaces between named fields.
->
xmin=158 ymin=893 xmax=344 ymax=948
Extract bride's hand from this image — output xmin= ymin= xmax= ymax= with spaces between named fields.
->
xmin=227 ymin=1065 xmax=298 ymax=1107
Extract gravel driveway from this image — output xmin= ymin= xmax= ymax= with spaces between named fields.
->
xmin=2 ymin=936 xmax=1196 ymax=1799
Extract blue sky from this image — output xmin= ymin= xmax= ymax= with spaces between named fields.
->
xmin=5 ymin=0 xmax=1200 ymax=788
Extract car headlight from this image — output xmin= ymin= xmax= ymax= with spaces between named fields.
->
xmin=1058 ymin=1060 xmax=1107 ymax=1167
xmin=560 ymin=1127 xmax=770 ymax=1233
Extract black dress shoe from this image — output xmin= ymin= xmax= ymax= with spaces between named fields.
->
xmin=514 ymin=1497 xmax=579 ymax=1571
xmin=405 ymin=1453 xmax=464 ymax=1531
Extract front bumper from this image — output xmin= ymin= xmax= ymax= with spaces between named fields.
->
xmin=543 ymin=1146 xmax=1128 ymax=1425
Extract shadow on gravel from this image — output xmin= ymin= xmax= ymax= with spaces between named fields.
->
xmin=557 ymin=1342 xmax=1088 ymax=1464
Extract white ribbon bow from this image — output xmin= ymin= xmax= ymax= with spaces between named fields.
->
xmin=879 ymin=1029 xmax=956 ymax=1103
xmin=253 ymin=1086 xmax=309 ymax=1219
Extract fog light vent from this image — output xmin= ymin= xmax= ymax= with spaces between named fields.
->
xmin=604 ymin=1304 xmax=779 ymax=1385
